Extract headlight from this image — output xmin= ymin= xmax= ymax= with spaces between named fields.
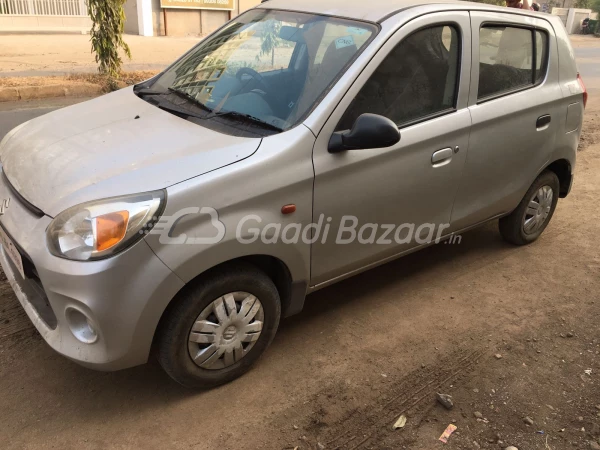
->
xmin=47 ymin=191 xmax=165 ymax=261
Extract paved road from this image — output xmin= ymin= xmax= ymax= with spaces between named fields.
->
xmin=574 ymin=45 xmax=600 ymax=95
xmin=0 ymin=97 xmax=90 ymax=139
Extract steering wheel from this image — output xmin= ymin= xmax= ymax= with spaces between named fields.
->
xmin=235 ymin=67 xmax=270 ymax=96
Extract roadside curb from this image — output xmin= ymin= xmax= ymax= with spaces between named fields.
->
xmin=0 ymin=83 xmax=103 ymax=103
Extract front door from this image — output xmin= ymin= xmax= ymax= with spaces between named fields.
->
xmin=310 ymin=12 xmax=472 ymax=286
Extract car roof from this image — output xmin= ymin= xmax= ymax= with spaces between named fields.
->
xmin=256 ymin=0 xmax=532 ymax=23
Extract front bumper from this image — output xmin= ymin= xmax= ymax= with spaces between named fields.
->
xmin=0 ymin=172 xmax=184 ymax=370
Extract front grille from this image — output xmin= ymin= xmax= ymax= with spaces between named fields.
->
xmin=0 ymin=225 xmax=57 ymax=330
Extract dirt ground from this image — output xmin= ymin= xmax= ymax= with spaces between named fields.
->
xmin=1 ymin=43 xmax=600 ymax=450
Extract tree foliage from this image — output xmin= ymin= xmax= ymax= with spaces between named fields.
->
xmin=259 ymin=19 xmax=282 ymax=66
xmin=88 ymin=0 xmax=131 ymax=78
xmin=574 ymin=0 xmax=591 ymax=8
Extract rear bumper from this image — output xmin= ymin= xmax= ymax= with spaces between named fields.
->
xmin=0 ymin=170 xmax=184 ymax=371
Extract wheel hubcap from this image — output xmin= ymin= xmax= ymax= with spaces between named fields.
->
xmin=523 ymin=185 xmax=553 ymax=235
xmin=187 ymin=292 xmax=264 ymax=370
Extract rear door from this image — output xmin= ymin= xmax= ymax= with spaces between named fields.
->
xmin=450 ymin=12 xmax=562 ymax=230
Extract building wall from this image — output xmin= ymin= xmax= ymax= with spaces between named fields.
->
xmin=0 ymin=14 xmax=91 ymax=32
xmin=124 ymin=0 xmax=260 ymax=36
xmin=123 ymin=0 xmax=140 ymax=34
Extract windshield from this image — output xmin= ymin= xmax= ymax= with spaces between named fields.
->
xmin=144 ymin=9 xmax=377 ymax=134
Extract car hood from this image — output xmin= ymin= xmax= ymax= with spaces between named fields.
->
xmin=0 ymin=87 xmax=261 ymax=217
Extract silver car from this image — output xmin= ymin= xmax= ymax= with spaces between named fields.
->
xmin=0 ymin=0 xmax=585 ymax=387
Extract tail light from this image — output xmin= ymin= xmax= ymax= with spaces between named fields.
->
xmin=577 ymin=73 xmax=587 ymax=109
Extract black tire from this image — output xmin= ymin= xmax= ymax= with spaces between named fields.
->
xmin=156 ymin=262 xmax=281 ymax=389
xmin=499 ymin=170 xmax=560 ymax=246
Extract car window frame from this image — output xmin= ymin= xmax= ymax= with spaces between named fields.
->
xmin=335 ymin=22 xmax=464 ymax=131
xmin=476 ymin=21 xmax=550 ymax=104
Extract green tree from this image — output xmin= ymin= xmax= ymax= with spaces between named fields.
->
xmin=574 ymin=0 xmax=591 ymax=8
xmin=546 ymin=0 xmax=560 ymax=9
xmin=88 ymin=0 xmax=131 ymax=78
xmin=259 ymin=19 xmax=282 ymax=66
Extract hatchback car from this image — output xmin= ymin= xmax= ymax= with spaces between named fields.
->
xmin=0 ymin=0 xmax=585 ymax=387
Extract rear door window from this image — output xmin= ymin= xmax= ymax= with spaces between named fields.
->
xmin=478 ymin=25 xmax=549 ymax=100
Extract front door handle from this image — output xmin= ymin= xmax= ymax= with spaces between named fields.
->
xmin=536 ymin=114 xmax=551 ymax=130
xmin=432 ymin=147 xmax=453 ymax=166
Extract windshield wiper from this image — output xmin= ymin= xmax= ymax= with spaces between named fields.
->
xmin=167 ymin=87 xmax=214 ymax=113
xmin=140 ymin=86 xmax=282 ymax=131
xmin=208 ymin=110 xmax=283 ymax=132
xmin=134 ymin=87 xmax=165 ymax=96
xmin=147 ymin=97 xmax=205 ymax=120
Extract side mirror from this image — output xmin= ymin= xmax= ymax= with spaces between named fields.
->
xmin=328 ymin=113 xmax=400 ymax=153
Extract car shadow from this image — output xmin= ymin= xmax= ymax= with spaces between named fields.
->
xmin=278 ymin=219 xmax=512 ymax=335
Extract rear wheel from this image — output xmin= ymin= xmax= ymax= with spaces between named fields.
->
xmin=499 ymin=170 xmax=559 ymax=245
xmin=156 ymin=262 xmax=281 ymax=388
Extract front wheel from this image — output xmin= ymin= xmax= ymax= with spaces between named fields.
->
xmin=499 ymin=170 xmax=560 ymax=246
xmin=156 ymin=262 xmax=281 ymax=388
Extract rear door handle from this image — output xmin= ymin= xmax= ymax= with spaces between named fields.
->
xmin=431 ymin=147 xmax=453 ymax=166
xmin=536 ymin=114 xmax=551 ymax=130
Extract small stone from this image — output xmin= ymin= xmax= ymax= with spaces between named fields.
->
xmin=436 ymin=393 xmax=454 ymax=410
xmin=523 ymin=416 xmax=534 ymax=426
xmin=293 ymin=425 xmax=299 ymax=430
xmin=596 ymin=405 xmax=600 ymax=411
xmin=317 ymin=443 xmax=326 ymax=450
xmin=495 ymin=354 xmax=503 ymax=360
xmin=473 ymin=441 xmax=481 ymax=449
xmin=567 ymin=332 xmax=575 ymax=338
xmin=300 ymin=436 xmax=307 ymax=442
xmin=474 ymin=411 xmax=484 ymax=419
xmin=505 ymin=447 xmax=519 ymax=450
xmin=579 ymin=416 xmax=585 ymax=422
